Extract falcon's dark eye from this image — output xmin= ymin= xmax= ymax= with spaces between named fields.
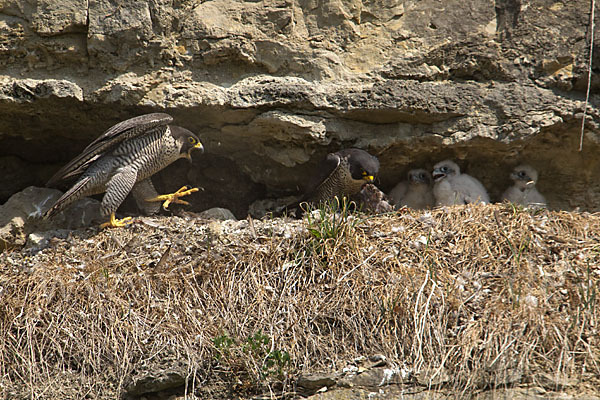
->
xmin=518 ymin=171 xmax=527 ymax=178
xmin=441 ymin=166 xmax=448 ymax=172
xmin=420 ymin=173 xmax=426 ymax=179
xmin=188 ymin=136 xmax=197 ymax=145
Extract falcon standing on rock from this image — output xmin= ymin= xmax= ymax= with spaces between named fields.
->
xmin=302 ymin=148 xmax=380 ymax=204
xmin=501 ymin=164 xmax=547 ymax=207
xmin=432 ymin=160 xmax=489 ymax=206
xmin=44 ymin=113 xmax=204 ymax=228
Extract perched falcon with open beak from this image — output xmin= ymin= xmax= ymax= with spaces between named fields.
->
xmin=44 ymin=113 xmax=204 ymax=228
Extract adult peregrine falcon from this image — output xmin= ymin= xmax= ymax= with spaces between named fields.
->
xmin=302 ymin=148 xmax=380 ymax=204
xmin=44 ymin=113 xmax=204 ymax=228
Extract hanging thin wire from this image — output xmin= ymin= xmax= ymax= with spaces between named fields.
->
xmin=579 ymin=0 xmax=596 ymax=151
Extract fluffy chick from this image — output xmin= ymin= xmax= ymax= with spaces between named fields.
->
xmin=388 ymin=169 xmax=434 ymax=210
xmin=501 ymin=164 xmax=547 ymax=207
xmin=432 ymin=160 xmax=489 ymax=206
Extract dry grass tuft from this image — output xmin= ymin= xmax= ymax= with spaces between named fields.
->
xmin=0 ymin=204 xmax=599 ymax=398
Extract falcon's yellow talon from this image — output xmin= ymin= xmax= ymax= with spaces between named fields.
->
xmin=100 ymin=213 xmax=133 ymax=228
xmin=146 ymin=186 xmax=199 ymax=210
xmin=174 ymin=186 xmax=199 ymax=196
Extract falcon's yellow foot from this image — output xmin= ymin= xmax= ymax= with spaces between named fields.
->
xmin=147 ymin=186 xmax=199 ymax=210
xmin=100 ymin=212 xmax=133 ymax=229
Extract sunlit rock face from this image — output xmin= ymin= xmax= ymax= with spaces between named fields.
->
xmin=1 ymin=0 xmax=599 ymax=216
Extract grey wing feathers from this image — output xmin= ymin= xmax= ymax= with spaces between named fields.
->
xmin=43 ymin=176 xmax=92 ymax=219
xmin=47 ymin=113 xmax=173 ymax=186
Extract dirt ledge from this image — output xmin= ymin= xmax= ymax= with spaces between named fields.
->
xmin=0 ymin=204 xmax=599 ymax=399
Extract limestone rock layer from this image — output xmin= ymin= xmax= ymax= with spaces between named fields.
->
xmin=1 ymin=0 xmax=599 ymax=215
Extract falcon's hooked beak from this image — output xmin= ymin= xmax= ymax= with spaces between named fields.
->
xmin=186 ymin=141 xmax=204 ymax=161
xmin=363 ymin=175 xmax=374 ymax=182
xmin=432 ymin=169 xmax=445 ymax=182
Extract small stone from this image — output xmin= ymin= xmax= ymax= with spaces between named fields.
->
xmin=343 ymin=365 xmax=359 ymax=374
xmin=350 ymin=367 xmax=401 ymax=388
xmin=524 ymin=294 xmax=538 ymax=308
xmin=297 ymin=374 xmax=337 ymax=393
xmin=353 ymin=356 xmax=367 ymax=363
xmin=530 ymin=386 xmax=546 ymax=395
xmin=367 ymin=354 xmax=388 ymax=368
xmin=411 ymin=235 xmax=428 ymax=250
xmin=1 ymin=186 xmax=102 ymax=251
xmin=198 ymin=207 xmax=237 ymax=221
xmin=25 ymin=229 xmax=71 ymax=253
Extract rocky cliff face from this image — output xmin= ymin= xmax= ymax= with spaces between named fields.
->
xmin=1 ymin=0 xmax=598 ymax=216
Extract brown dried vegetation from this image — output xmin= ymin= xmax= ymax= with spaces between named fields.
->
xmin=0 ymin=204 xmax=599 ymax=398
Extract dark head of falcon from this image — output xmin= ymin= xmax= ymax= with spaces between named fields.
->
xmin=338 ymin=148 xmax=380 ymax=183
xmin=170 ymin=126 xmax=204 ymax=160
xmin=290 ymin=147 xmax=381 ymax=207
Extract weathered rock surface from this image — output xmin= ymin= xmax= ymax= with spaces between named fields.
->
xmin=0 ymin=186 xmax=101 ymax=249
xmin=0 ymin=0 xmax=599 ymax=217
xmin=296 ymin=354 xmax=597 ymax=400
xmin=198 ymin=206 xmax=237 ymax=220
xmin=124 ymin=350 xmax=187 ymax=397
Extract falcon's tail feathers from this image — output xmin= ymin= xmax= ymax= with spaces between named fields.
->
xmin=43 ymin=177 xmax=92 ymax=219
